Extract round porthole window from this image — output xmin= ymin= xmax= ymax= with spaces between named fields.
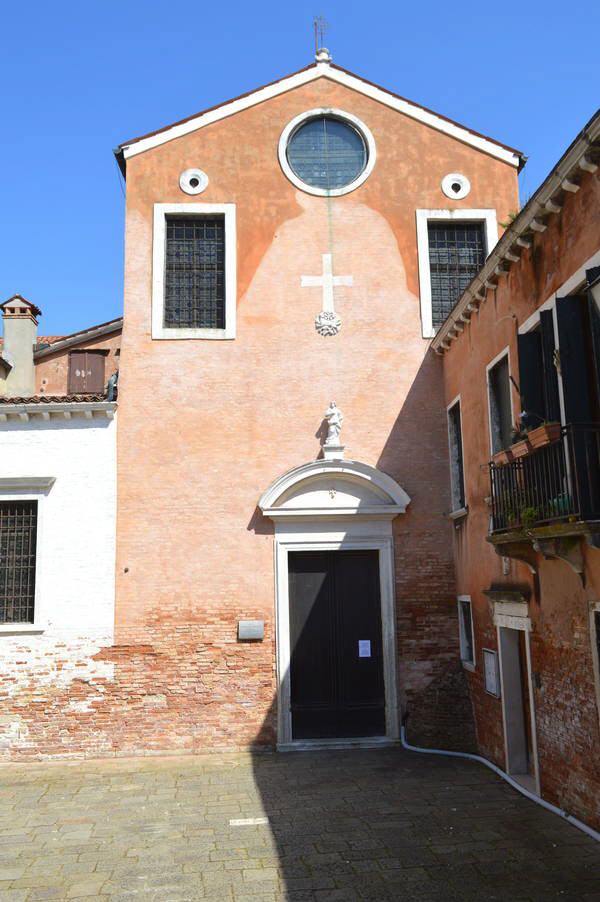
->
xmin=179 ymin=168 xmax=209 ymax=195
xmin=441 ymin=173 xmax=471 ymax=200
xmin=278 ymin=109 xmax=376 ymax=197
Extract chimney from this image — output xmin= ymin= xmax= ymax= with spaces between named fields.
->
xmin=0 ymin=295 xmax=41 ymax=397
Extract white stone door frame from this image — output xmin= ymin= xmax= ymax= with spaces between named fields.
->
xmin=494 ymin=604 xmax=540 ymax=796
xmin=273 ymin=526 xmax=399 ymax=749
xmin=259 ymin=457 xmax=410 ymax=750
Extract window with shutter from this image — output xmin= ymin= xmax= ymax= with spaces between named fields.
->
xmin=556 ymin=295 xmax=600 ymax=424
xmin=517 ymin=314 xmax=561 ymax=429
xmin=0 ymin=501 xmax=37 ymax=624
xmin=586 ymin=268 xmax=600 ymax=408
xmin=488 ymin=354 xmax=513 ymax=453
xmin=68 ymin=351 xmax=106 ymax=394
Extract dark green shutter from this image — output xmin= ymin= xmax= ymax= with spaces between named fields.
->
xmin=539 ymin=311 xmax=561 ymax=422
xmin=517 ymin=330 xmax=544 ymax=427
xmin=586 ymin=268 xmax=600 ymax=416
xmin=555 ymin=296 xmax=592 ymax=424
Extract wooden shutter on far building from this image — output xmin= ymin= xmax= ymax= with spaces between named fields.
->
xmin=68 ymin=351 xmax=107 ymax=394
xmin=517 ymin=330 xmax=545 ymax=427
xmin=555 ymin=296 xmax=594 ymax=423
xmin=517 ymin=312 xmax=561 ymax=427
xmin=539 ymin=311 xmax=561 ymax=422
xmin=586 ymin=267 xmax=600 ymax=417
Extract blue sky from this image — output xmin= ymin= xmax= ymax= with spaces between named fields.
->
xmin=2 ymin=0 xmax=598 ymax=335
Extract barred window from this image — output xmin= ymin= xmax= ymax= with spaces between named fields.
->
xmin=428 ymin=222 xmax=486 ymax=330
xmin=0 ymin=501 xmax=37 ymax=624
xmin=448 ymin=400 xmax=465 ymax=511
xmin=164 ymin=217 xmax=225 ymax=329
xmin=458 ymin=597 xmax=475 ymax=667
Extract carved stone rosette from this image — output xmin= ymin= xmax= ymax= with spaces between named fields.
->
xmin=315 ymin=310 xmax=341 ymax=336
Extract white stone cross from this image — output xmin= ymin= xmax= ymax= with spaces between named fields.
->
xmin=301 ymin=253 xmax=353 ymax=336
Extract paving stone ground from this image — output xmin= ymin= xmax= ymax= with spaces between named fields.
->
xmin=0 ymin=746 xmax=599 ymax=901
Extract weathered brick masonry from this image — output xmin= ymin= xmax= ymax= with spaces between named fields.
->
xmin=441 ymin=164 xmax=600 ymax=829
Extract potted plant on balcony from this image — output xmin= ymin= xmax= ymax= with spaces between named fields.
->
xmin=527 ymin=421 xmax=561 ymax=449
xmin=492 ymin=446 xmax=514 ymax=466
xmin=510 ymin=426 xmax=532 ymax=459
xmin=520 ymin=506 xmax=539 ymax=529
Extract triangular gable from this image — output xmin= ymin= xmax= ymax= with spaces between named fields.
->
xmin=115 ymin=60 xmax=524 ymax=172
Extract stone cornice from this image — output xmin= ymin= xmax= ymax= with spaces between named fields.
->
xmin=432 ymin=109 xmax=600 ymax=354
xmin=0 ymin=401 xmax=116 ymax=422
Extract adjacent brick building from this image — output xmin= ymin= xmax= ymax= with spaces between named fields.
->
xmin=435 ymin=110 xmax=600 ymax=830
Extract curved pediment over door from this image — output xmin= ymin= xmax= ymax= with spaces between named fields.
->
xmin=259 ymin=459 xmax=410 ymax=522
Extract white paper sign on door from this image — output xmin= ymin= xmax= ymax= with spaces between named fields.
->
xmin=358 ymin=639 xmax=371 ymax=658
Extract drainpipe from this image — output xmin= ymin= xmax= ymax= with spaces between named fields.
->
xmin=400 ymin=723 xmax=600 ymax=843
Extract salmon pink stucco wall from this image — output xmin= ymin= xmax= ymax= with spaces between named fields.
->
xmin=442 ymin=167 xmax=600 ymax=829
xmin=103 ymin=73 xmax=520 ymax=756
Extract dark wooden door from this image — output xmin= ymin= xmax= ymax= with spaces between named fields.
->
xmin=288 ymin=550 xmax=385 ymax=739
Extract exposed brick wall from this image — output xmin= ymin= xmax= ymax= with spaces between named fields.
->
xmin=529 ymin=560 xmax=600 ymax=829
xmin=1 ymin=618 xmax=276 ymax=759
xmin=405 ymin=663 xmax=478 ymax=752
xmin=441 ymin=166 xmax=600 ymax=831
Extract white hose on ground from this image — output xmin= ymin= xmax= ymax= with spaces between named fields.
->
xmin=400 ymin=725 xmax=600 ymax=844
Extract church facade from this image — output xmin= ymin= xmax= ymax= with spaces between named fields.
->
xmin=110 ymin=53 xmax=520 ymax=753
xmin=1 ymin=53 xmax=522 ymax=757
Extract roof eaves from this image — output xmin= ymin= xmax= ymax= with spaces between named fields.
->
xmin=328 ymin=63 xmax=525 ymax=167
xmin=0 ymin=398 xmax=117 ymax=422
xmin=114 ymin=60 xmax=524 ymax=174
xmin=114 ymin=62 xmax=318 ymax=175
xmin=33 ymin=317 xmax=123 ymax=359
xmin=431 ymin=108 xmax=600 ymax=355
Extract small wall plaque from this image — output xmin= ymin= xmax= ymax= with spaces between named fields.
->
xmin=238 ymin=620 xmax=264 ymax=641
xmin=358 ymin=639 xmax=371 ymax=658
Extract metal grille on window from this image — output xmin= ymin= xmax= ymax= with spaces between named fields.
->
xmin=0 ymin=501 xmax=37 ymax=624
xmin=459 ymin=600 xmax=473 ymax=663
xmin=428 ymin=222 xmax=486 ymax=330
xmin=164 ymin=217 xmax=225 ymax=329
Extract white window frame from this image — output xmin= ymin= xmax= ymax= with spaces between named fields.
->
xmin=152 ymin=203 xmax=237 ymax=340
xmin=591 ymin=603 xmax=600 ymax=729
xmin=416 ymin=209 xmax=498 ymax=339
xmin=447 ymin=394 xmax=466 ymax=515
xmin=457 ymin=595 xmax=475 ymax=670
xmin=486 ymin=347 xmax=514 ymax=455
xmin=0 ymin=477 xmax=54 ymax=635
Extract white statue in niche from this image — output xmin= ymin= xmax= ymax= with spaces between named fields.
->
xmin=324 ymin=401 xmax=343 ymax=446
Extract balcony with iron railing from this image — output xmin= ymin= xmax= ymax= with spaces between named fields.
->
xmin=488 ymin=425 xmax=600 ymax=563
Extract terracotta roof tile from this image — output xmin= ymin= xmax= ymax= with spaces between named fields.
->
xmin=0 ymin=394 xmax=109 ymax=404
